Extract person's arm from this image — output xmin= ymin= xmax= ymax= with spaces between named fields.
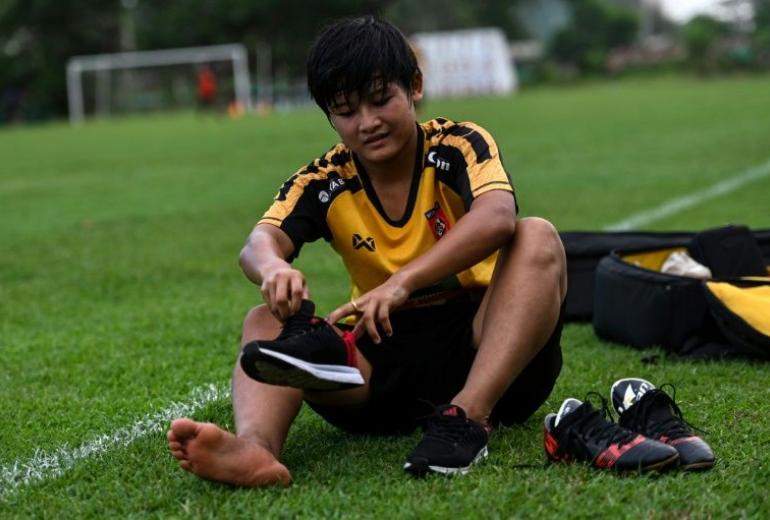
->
xmin=239 ymin=224 xmax=308 ymax=321
xmin=327 ymin=189 xmax=516 ymax=342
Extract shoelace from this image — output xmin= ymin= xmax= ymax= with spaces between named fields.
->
xmin=420 ymin=408 xmax=478 ymax=444
xmin=276 ymin=312 xmax=318 ymax=340
xmin=564 ymin=394 xmax=637 ymax=459
xmin=621 ymin=385 xmax=694 ymax=440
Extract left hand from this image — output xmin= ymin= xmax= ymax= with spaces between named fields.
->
xmin=326 ymin=277 xmax=410 ymax=344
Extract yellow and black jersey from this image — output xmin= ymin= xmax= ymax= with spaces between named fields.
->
xmin=258 ymin=117 xmax=516 ymax=306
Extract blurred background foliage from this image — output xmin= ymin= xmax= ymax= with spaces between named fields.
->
xmin=1 ymin=0 xmax=769 ymax=121
xmin=549 ymin=0 xmax=640 ymax=73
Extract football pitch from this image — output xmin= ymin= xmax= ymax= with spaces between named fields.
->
xmin=1 ymin=75 xmax=769 ymax=518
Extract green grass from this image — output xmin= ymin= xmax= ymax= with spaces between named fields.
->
xmin=1 ymin=75 xmax=769 ymax=518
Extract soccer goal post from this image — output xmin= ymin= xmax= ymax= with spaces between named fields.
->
xmin=66 ymin=43 xmax=251 ymax=125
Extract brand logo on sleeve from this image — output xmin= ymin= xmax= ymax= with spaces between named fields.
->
xmin=329 ymin=178 xmax=346 ymax=193
xmin=427 ymin=151 xmax=451 ymax=171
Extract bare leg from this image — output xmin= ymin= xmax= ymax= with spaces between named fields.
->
xmin=232 ymin=306 xmax=303 ymax=455
xmin=452 ymin=217 xmax=567 ymax=423
xmin=168 ymin=305 xmax=372 ymax=486
xmin=168 ymin=306 xmax=298 ymax=486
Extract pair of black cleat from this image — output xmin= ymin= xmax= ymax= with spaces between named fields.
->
xmin=544 ymin=378 xmax=715 ymax=472
xmin=240 ymin=299 xmax=489 ymax=476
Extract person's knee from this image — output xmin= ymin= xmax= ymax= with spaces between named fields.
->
xmin=516 ymin=217 xmax=565 ymax=270
xmin=241 ymin=305 xmax=281 ymax=347
xmin=243 ymin=304 xmax=273 ymax=328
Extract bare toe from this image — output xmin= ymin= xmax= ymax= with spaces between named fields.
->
xmin=171 ymin=449 xmax=186 ymax=460
xmin=170 ymin=418 xmax=199 ymax=442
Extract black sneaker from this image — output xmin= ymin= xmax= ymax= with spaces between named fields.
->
xmin=544 ymin=396 xmax=679 ymax=472
xmin=240 ymin=300 xmax=364 ymax=391
xmin=611 ymin=378 xmax=715 ymax=471
xmin=403 ymin=404 xmax=489 ymax=476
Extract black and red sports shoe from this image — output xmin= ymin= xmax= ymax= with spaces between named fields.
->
xmin=544 ymin=396 xmax=679 ymax=472
xmin=240 ymin=299 xmax=364 ymax=391
xmin=404 ymin=404 xmax=489 ymax=476
xmin=611 ymin=378 xmax=715 ymax=471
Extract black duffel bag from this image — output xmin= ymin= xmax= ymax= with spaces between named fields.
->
xmin=592 ymin=225 xmax=770 ymax=360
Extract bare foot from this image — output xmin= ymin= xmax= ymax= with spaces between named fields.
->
xmin=167 ymin=418 xmax=291 ymax=487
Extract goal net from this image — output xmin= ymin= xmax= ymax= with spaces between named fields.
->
xmin=66 ymin=44 xmax=251 ymax=124
xmin=412 ymin=28 xmax=517 ymax=99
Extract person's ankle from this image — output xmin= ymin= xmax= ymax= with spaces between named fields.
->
xmin=236 ymin=430 xmax=281 ymax=457
xmin=449 ymin=400 xmax=490 ymax=428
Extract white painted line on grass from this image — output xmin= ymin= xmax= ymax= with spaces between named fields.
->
xmin=0 ymin=382 xmax=229 ymax=499
xmin=603 ymin=159 xmax=770 ymax=231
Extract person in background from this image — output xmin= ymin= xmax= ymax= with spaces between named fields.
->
xmin=196 ymin=64 xmax=217 ymax=112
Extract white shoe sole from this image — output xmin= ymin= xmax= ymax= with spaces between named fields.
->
xmin=404 ymin=445 xmax=488 ymax=475
xmin=258 ymin=347 xmax=364 ymax=386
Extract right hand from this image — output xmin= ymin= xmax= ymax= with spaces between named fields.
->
xmin=260 ymin=262 xmax=309 ymax=321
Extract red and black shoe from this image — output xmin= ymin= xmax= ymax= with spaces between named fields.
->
xmin=544 ymin=396 xmax=679 ymax=472
xmin=611 ymin=378 xmax=715 ymax=471
xmin=240 ymin=299 xmax=364 ymax=391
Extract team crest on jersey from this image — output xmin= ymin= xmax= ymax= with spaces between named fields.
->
xmin=424 ymin=202 xmax=451 ymax=240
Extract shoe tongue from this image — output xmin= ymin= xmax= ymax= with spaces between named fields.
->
xmin=611 ymin=378 xmax=656 ymax=414
xmin=297 ymin=299 xmax=315 ymax=318
xmin=647 ymin=401 xmax=677 ymax=422
xmin=554 ymin=398 xmax=583 ymax=427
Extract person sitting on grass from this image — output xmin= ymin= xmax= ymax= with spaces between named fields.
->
xmin=167 ymin=15 xmax=567 ymax=486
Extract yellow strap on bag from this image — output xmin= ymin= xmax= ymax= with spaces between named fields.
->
xmin=705 ymin=281 xmax=770 ymax=337
xmin=620 ymin=247 xmax=688 ymax=272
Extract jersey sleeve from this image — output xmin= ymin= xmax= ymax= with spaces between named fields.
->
xmin=443 ymin=122 xmax=516 ymax=211
xmin=459 ymin=123 xmax=513 ymax=195
xmin=258 ymin=167 xmax=330 ymax=260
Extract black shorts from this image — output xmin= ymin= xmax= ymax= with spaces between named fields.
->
xmin=307 ymin=297 xmax=564 ymax=435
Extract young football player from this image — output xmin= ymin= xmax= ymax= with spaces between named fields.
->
xmin=168 ymin=15 xmax=567 ymax=485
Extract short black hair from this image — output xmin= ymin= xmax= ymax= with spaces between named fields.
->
xmin=307 ymin=16 xmax=421 ymax=116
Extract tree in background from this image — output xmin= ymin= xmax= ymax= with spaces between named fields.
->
xmin=0 ymin=0 xmax=122 ymax=120
xmin=754 ymin=0 xmax=770 ymax=63
xmin=385 ymin=0 xmax=526 ymax=39
xmin=548 ymin=0 xmax=638 ymax=73
xmin=135 ymin=0 xmax=396 ymax=80
xmin=682 ymin=15 xmax=729 ymax=72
